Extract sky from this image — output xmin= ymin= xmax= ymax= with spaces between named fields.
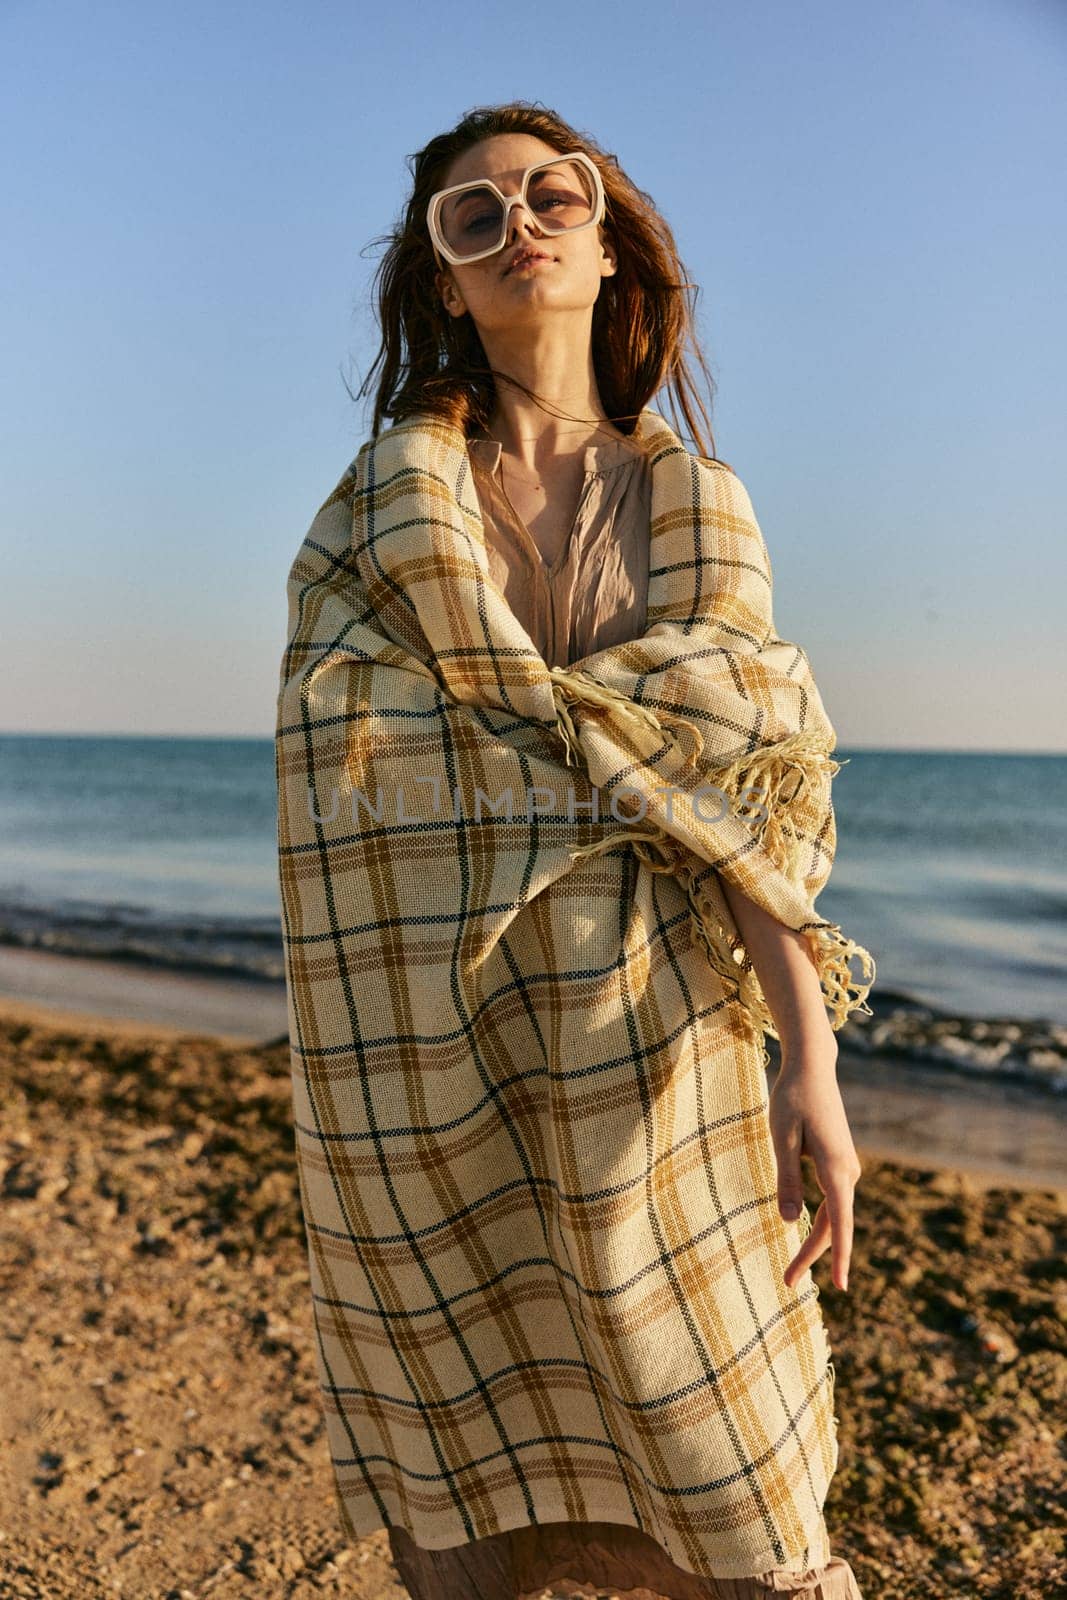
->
xmin=1 ymin=0 xmax=1064 ymax=750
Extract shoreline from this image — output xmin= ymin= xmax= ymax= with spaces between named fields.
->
xmin=2 ymin=945 xmax=1065 ymax=1195
xmin=0 ymin=944 xmax=288 ymax=1043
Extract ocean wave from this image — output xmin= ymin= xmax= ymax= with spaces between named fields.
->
xmin=0 ymin=895 xmax=284 ymax=984
xmin=837 ymin=986 xmax=1067 ymax=1095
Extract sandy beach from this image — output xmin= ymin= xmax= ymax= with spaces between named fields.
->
xmin=0 ymin=965 xmax=1064 ymax=1598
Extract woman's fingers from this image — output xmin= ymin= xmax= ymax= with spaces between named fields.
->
xmin=783 ymin=1177 xmax=856 ymax=1292
xmin=810 ymin=1138 xmax=861 ymax=1290
xmin=783 ymin=1199 xmax=831 ymax=1290
xmin=773 ymin=1121 xmax=805 ymax=1225
xmin=824 ymin=1173 xmax=855 ymax=1291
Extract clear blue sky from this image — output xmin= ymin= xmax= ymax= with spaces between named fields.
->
xmin=2 ymin=0 xmax=1064 ymax=749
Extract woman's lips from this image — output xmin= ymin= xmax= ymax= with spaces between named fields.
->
xmin=507 ymin=253 xmax=552 ymax=273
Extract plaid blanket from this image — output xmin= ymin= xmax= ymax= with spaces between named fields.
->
xmin=275 ymin=407 xmax=876 ymax=1581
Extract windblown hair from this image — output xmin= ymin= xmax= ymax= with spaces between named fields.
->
xmin=351 ymin=100 xmax=723 ymax=458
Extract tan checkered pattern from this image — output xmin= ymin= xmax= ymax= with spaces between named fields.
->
xmin=274 ymin=407 xmax=875 ymax=1581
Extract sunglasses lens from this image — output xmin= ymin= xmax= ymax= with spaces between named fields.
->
xmin=437 ymin=158 xmax=598 ymax=259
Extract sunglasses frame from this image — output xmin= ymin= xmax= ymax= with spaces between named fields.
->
xmin=426 ymin=149 xmax=606 ymax=269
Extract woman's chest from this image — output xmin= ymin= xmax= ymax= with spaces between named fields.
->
xmin=471 ymin=452 xmax=652 ymax=669
xmin=495 ymin=461 xmax=590 ymax=572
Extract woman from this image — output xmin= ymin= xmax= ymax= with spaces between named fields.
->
xmin=275 ymin=102 xmax=874 ymax=1600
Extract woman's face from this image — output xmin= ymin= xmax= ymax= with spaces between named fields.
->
xmin=432 ymin=133 xmax=617 ymax=337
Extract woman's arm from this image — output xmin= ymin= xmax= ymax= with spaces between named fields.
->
xmin=717 ymin=875 xmax=863 ymax=1295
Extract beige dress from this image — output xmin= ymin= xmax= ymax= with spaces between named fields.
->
xmin=386 ymin=428 xmax=863 ymax=1600
xmin=468 ymin=429 xmax=652 ymax=669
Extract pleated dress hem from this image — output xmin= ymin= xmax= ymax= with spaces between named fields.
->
xmin=348 ymin=1494 xmax=834 ymax=1584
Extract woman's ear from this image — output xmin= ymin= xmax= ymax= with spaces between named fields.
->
xmin=436 ymin=268 xmax=466 ymax=319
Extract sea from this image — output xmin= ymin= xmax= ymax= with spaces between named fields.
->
xmin=1 ymin=735 xmax=1065 ymax=1092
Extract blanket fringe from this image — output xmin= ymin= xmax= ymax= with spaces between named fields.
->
xmin=794 ymin=1200 xmax=841 ymax=1461
xmin=549 ymin=666 xmax=705 ymax=769
xmin=687 ymin=868 xmax=877 ymax=1041
xmin=550 ymin=665 xmax=841 ymax=879
xmin=550 ymin=666 xmax=877 ymax=1038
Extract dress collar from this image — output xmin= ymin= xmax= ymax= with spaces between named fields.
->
xmin=467 ymin=429 xmax=647 ymax=476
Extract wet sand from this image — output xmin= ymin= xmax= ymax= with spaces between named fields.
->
xmin=0 ymin=991 xmax=1064 ymax=1597
xmin=0 ymin=946 xmax=289 ymax=1042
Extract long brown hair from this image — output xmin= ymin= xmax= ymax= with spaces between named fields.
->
xmin=350 ymin=100 xmax=722 ymax=459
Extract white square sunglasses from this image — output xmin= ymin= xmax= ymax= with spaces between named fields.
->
xmin=426 ymin=150 xmax=606 ymax=269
